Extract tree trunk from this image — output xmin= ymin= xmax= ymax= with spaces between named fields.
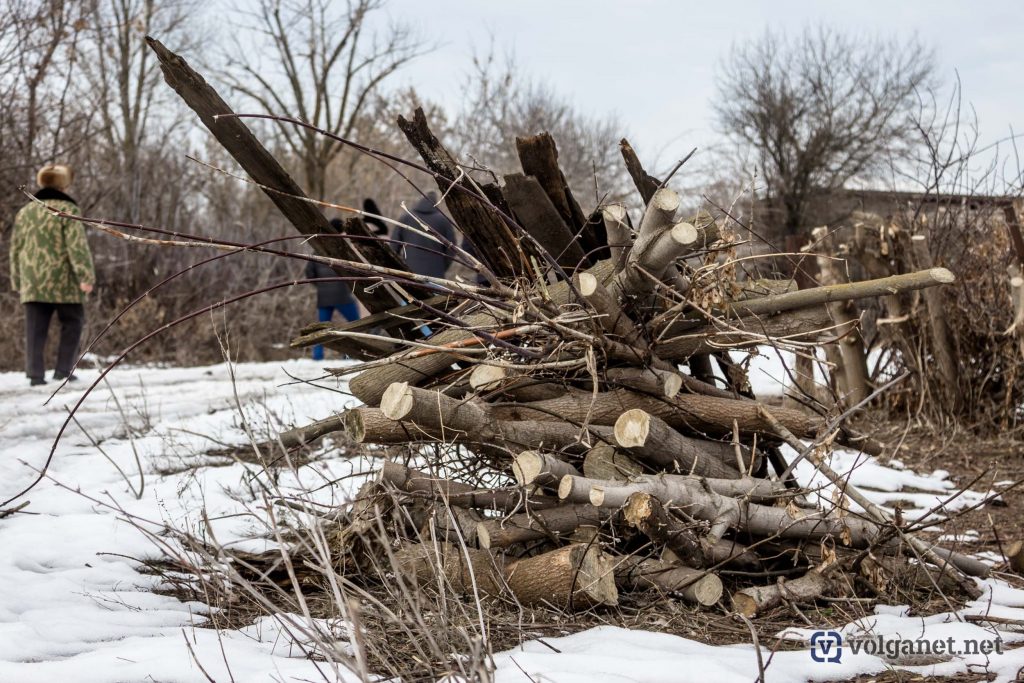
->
xmin=912 ymin=235 xmax=960 ymax=402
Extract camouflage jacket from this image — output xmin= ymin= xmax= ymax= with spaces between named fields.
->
xmin=10 ymin=190 xmax=95 ymax=304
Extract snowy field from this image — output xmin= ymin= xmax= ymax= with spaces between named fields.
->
xmin=1 ymin=359 xmax=1023 ymax=682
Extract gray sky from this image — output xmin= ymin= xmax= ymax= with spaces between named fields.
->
xmin=380 ymin=0 xmax=1023 ymax=177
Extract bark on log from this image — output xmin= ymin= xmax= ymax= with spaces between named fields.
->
xmin=582 ymin=444 xmax=643 ymax=481
xmin=476 ymin=505 xmax=609 ymax=549
xmin=732 ymin=568 xmax=832 ymax=617
xmin=560 ymin=472 xmax=880 ymax=547
xmin=146 ymin=38 xmax=411 ymax=314
xmin=505 ymin=543 xmax=618 ymax=609
xmin=619 ymin=138 xmax=661 ymax=205
xmin=613 ymin=188 xmax=681 ymax=296
xmin=623 ymin=492 xmax=706 ymax=567
xmin=515 ymin=133 xmax=596 ymax=256
xmin=344 ymin=407 xmax=443 ymax=444
xmin=503 ymin=173 xmax=587 ymax=270
xmin=912 ymin=235 xmax=960 ymax=401
xmin=490 ymin=386 xmax=818 ymax=450
xmin=655 ymin=306 xmax=835 ymax=361
xmin=613 ymin=408 xmax=744 ymax=478
xmin=604 ymin=367 xmax=683 ymax=398
xmin=724 ymin=268 xmax=955 ymax=318
xmin=602 ymin=204 xmax=632 ymax=270
xmin=379 ymin=462 xmax=557 ymax=511
xmin=614 ymin=556 xmax=723 ymax=606
xmin=381 ymin=382 xmax=615 ymax=454
xmin=585 ymin=473 xmax=790 ymax=509
xmin=699 ymin=539 xmax=763 ymax=571
xmin=395 ymin=541 xmax=616 ymax=609
xmin=394 ymin=542 xmax=506 ymax=596
xmin=273 ymin=414 xmax=344 ymax=450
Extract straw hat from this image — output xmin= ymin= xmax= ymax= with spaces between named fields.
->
xmin=36 ymin=164 xmax=74 ymax=191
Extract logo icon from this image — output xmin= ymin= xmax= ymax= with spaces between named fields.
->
xmin=810 ymin=631 xmax=843 ymax=663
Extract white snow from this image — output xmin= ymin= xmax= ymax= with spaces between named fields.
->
xmin=0 ymin=358 xmax=1020 ymax=682
xmin=0 ymin=360 xmax=366 ymax=682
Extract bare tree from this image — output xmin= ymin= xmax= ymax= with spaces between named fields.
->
xmin=453 ymin=48 xmax=628 ymax=206
xmin=714 ymin=27 xmax=935 ymax=239
xmin=223 ymin=0 xmax=424 ymax=199
xmin=77 ymin=0 xmax=201 ymax=222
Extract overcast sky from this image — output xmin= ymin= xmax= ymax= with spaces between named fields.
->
xmin=378 ymin=0 xmax=1023 ymax=177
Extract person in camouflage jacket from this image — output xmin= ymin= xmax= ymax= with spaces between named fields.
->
xmin=9 ymin=164 xmax=95 ymax=386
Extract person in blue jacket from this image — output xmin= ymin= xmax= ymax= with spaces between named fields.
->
xmin=305 ymin=218 xmax=360 ymax=360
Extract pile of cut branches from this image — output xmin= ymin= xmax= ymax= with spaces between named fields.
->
xmin=147 ymin=39 xmax=991 ymax=621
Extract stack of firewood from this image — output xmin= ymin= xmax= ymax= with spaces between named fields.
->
xmin=148 ymin=40 xmax=988 ymax=617
xmin=292 ymin=119 xmax=976 ymax=615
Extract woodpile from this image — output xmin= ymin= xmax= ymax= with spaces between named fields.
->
xmin=148 ymin=40 xmax=987 ymax=618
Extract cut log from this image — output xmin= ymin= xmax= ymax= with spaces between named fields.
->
xmin=602 ymin=204 xmax=632 ymax=270
xmin=476 ymin=505 xmax=609 ymax=549
xmin=613 ymin=409 xmax=744 ymax=478
xmin=582 ymin=444 xmax=643 ymax=481
xmin=504 ymin=543 xmax=618 ymax=608
xmin=614 ymin=189 xmax=685 ymax=296
xmin=692 ymin=539 xmax=762 ymax=571
xmin=732 ymin=568 xmax=832 ymax=617
xmin=587 ymin=473 xmax=789 ymax=509
xmin=344 ymin=406 xmax=442 ymax=444
xmin=380 ymin=462 xmax=557 ymax=511
xmin=619 ymin=138 xmax=661 ymax=205
xmin=576 ymin=272 xmax=645 ymax=342
xmin=469 ymin=364 xmax=507 ymax=391
xmin=614 ymin=556 xmax=723 ymax=606
xmin=656 ymin=305 xmax=835 ymax=361
xmin=380 ymin=382 xmax=615 ymax=455
xmin=490 ymin=386 xmax=818 ymax=452
xmin=724 ymin=268 xmax=956 ymax=319
xmin=560 ymin=471 xmax=882 ymax=547
xmin=503 ymin=173 xmax=587 ymax=270
xmin=512 ymin=450 xmax=582 ymax=488
xmin=394 ymin=542 xmax=505 ymax=596
xmin=272 ymin=414 xmax=344 ymax=450
xmin=604 ymin=367 xmax=683 ymax=398
xmin=622 ymin=492 xmax=706 ymax=567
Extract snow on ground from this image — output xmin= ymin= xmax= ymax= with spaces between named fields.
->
xmin=0 ymin=358 xmax=1021 ymax=682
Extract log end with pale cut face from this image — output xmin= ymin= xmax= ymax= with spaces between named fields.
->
xmin=670 ymin=221 xmax=699 ymax=246
xmin=512 ymin=451 xmax=543 ymax=487
xmin=469 ymin=364 xmax=507 ymax=391
xmin=614 ymin=408 xmax=652 ymax=448
xmin=381 ymin=381 xmax=415 ymax=420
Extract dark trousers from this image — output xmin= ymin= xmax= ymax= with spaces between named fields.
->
xmin=311 ymin=303 xmax=359 ymax=360
xmin=24 ymin=302 xmax=85 ymax=379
